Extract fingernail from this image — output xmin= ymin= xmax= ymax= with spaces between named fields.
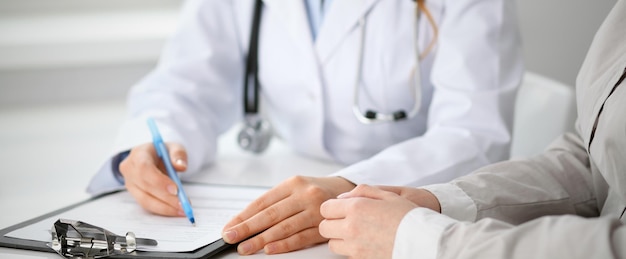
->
xmin=337 ymin=192 xmax=349 ymax=199
xmin=238 ymin=242 xmax=252 ymax=255
xmin=223 ymin=230 xmax=237 ymax=243
xmin=175 ymin=159 xmax=187 ymax=167
xmin=167 ymin=185 xmax=178 ymax=195
xmin=177 ymin=210 xmax=185 ymax=216
xmin=264 ymin=244 xmax=276 ymax=254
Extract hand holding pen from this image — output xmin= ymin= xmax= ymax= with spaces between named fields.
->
xmin=117 ymin=119 xmax=195 ymax=225
xmin=147 ymin=118 xmax=196 ymax=225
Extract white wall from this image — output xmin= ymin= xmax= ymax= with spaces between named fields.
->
xmin=0 ymin=0 xmax=180 ymax=14
xmin=0 ymin=0 xmax=182 ymax=108
xmin=516 ymin=0 xmax=617 ymax=86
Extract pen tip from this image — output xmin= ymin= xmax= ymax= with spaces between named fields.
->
xmin=190 ymin=217 xmax=196 ymax=226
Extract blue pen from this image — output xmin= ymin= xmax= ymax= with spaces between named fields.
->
xmin=147 ymin=118 xmax=196 ymax=226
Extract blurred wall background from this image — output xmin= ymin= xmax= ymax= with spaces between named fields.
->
xmin=0 ymin=0 xmax=182 ymax=108
xmin=0 ymin=0 xmax=618 ymax=108
xmin=516 ymin=0 xmax=616 ymax=87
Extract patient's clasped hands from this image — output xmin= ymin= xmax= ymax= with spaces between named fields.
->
xmin=320 ymin=185 xmax=440 ymax=259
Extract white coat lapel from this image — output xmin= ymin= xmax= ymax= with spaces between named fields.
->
xmin=262 ymin=0 xmax=315 ymax=53
xmin=315 ymin=0 xmax=380 ymax=63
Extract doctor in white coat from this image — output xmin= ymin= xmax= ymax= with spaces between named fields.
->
xmin=87 ymin=0 xmax=523 ymax=255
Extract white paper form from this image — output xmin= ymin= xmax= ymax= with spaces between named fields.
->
xmin=5 ymin=184 xmax=267 ymax=252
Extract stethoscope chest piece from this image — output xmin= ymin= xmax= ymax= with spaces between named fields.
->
xmin=238 ymin=115 xmax=272 ymax=153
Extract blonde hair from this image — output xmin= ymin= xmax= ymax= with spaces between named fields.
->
xmin=416 ymin=0 xmax=439 ymax=59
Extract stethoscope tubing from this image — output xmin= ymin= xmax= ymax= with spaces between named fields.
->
xmin=245 ymin=0 xmax=423 ymax=124
xmin=352 ymin=9 xmax=423 ymax=124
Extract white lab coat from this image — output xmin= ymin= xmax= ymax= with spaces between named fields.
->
xmin=88 ymin=0 xmax=523 ymax=194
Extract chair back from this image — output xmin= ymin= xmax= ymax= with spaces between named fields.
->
xmin=510 ymin=72 xmax=577 ymax=158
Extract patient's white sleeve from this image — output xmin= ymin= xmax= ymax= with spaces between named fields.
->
xmin=393 ymin=207 xmax=457 ymax=259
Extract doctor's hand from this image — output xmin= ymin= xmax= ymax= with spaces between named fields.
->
xmin=222 ymin=176 xmax=356 ymax=255
xmin=375 ymin=185 xmax=441 ymax=213
xmin=318 ymin=184 xmax=421 ymax=259
xmin=119 ymin=142 xmax=189 ymax=217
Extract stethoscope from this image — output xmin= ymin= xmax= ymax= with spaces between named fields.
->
xmin=238 ymin=0 xmax=423 ymax=153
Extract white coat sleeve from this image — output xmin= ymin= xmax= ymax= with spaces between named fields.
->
xmin=334 ymin=0 xmax=524 ymax=187
xmin=87 ymin=0 xmax=245 ymax=195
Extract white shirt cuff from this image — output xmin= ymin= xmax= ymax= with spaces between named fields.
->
xmin=86 ymin=158 xmax=126 ymax=196
xmin=422 ymin=183 xmax=477 ymax=222
xmin=330 ymin=159 xmax=378 ymax=185
xmin=393 ymin=207 xmax=458 ymax=259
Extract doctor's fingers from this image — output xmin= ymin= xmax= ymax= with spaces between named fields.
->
xmin=374 ymin=185 xmax=406 ymax=195
xmin=238 ymin=209 xmax=327 ymax=255
xmin=165 ymin=142 xmax=188 ymax=171
xmin=340 ymin=184 xmax=399 ymax=200
xmin=376 ymin=185 xmax=422 ymax=199
xmin=126 ymin=173 xmax=182 ymax=217
xmin=120 ymin=151 xmax=182 ymax=216
xmin=119 ymin=143 xmax=157 ymax=175
xmin=376 ymin=186 xmax=441 ymax=212
xmin=263 ymin=227 xmax=327 ymax=254
xmin=121 ymin=143 xmax=181 ymax=195
xmin=123 ymin=165 xmax=182 ymax=216
xmin=125 ymin=183 xmax=183 ymax=216
xmin=223 ymin=194 xmax=304 ymax=245
xmin=222 ymin=190 xmax=289 ymax=230
xmin=223 ymin=176 xmax=315 ymax=230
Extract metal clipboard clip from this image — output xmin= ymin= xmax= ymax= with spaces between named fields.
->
xmin=47 ymin=219 xmax=158 ymax=258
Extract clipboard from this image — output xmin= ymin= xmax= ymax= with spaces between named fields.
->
xmin=0 ymin=184 xmax=266 ymax=258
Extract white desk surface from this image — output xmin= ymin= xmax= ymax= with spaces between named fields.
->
xmin=0 ymin=100 xmax=345 ymax=258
